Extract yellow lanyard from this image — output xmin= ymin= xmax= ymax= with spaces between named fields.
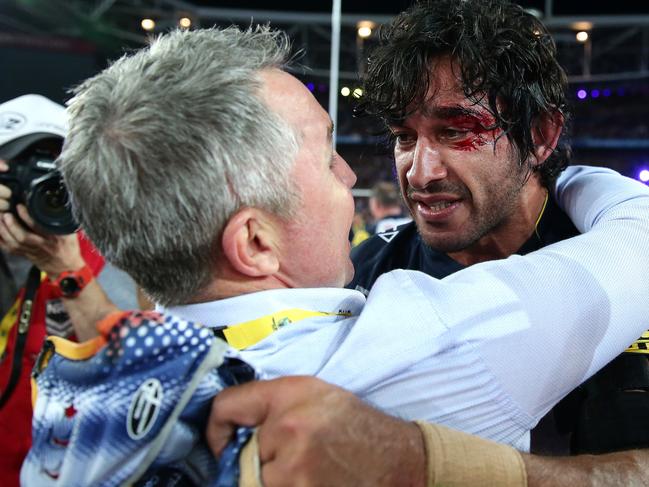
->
xmin=0 ymin=271 xmax=47 ymax=357
xmin=222 ymin=308 xmax=351 ymax=350
xmin=626 ymin=330 xmax=649 ymax=354
xmin=0 ymin=298 xmax=21 ymax=357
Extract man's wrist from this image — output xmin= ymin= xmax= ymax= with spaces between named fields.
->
xmin=48 ymin=263 xmax=94 ymax=299
xmin=45 ymin=264 xmax=84 ymax=280
xmin=403 ymin=419 xmax=428 ymax=487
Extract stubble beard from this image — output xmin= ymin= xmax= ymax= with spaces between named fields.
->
xmin=414 ymin=163 xmax=528 ymax=254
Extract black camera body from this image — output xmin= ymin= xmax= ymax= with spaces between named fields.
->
xmin=0 ymin=135 xmax=78 ymax=235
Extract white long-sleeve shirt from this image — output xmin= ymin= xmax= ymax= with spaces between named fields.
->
xmin=164 ymin=166 xmax=649 ymax=451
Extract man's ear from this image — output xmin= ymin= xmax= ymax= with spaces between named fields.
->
xmin=531 ymin=111 xmax=564 ymax=166
xmin=221 ymin=208 xmax=280 ymax=278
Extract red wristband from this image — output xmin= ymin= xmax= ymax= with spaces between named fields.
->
xmin=48 ymin=264 xmax=94 ymax=299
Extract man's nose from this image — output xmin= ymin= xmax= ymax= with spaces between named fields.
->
xmin=406 ymin=141 xmax=447 ymax=190
xmin=338 ymin=154 xmax=357 ymax=188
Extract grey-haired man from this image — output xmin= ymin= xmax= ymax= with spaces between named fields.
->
xmin=30 ymin=26 xmax=649 ymax=486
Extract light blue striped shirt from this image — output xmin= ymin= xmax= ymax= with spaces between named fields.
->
xmin=165 ymin=166 xmax=649 ymax=452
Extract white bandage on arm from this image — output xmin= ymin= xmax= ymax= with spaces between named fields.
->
xmin=415 ymin=420 xmax=527 ymax=487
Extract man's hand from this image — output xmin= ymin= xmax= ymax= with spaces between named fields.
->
xmin=207 ymin=376 xmax=426 ymax=487
xmin=0 ymin=159 xmax=120 ymax=341
xmin=0 ymin=159 xmax=84 ymax=275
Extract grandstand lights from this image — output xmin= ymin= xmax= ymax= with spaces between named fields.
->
xmin=352 ymin=88 xmax=363 ymax=98
xmin=639 ymin=169 xmax=649 ymax=183
xmin=341 ymin=87 xmax=351 ymax=97
xmin=357 ymin=21 xmax=376 ymax=39
xmin=141 ymin=18 xmax=155 ymax=31
xmin=179 ymin=17 xmax=192 ymax=29
xmin=358 ymin=26 xmax=372 ymax=38
xmin=576 ymin=31 xmax=589 ymax=43
xmin=577 ymin=89 xmax=587 ymax=100
xmin=572 ymin=21 xmax=594 ymax=31
xmin=591 ymin=89 xmax=600 ymax=98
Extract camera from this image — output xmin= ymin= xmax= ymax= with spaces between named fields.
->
xmin=0 ymin=135 xmax=78 ymax=235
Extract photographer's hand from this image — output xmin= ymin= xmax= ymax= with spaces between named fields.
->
xmin=0 ymin=159 xmax=117 ymax=340
xmin=0 ymin=207 xmax=85 ymax=274
xmin=0 ymin=160 xmax=84 ymax=275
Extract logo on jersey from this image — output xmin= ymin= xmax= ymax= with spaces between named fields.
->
xmin=378 ymin=230 xmax=399 ymax=243
xmin=127 ymin=378 xmax=164 ymax=440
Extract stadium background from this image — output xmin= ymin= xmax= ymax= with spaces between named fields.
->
xmin=3 ymin=0 xmax=648 ymax=194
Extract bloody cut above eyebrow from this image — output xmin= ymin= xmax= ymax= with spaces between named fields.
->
xmin=425 ymin=105 xmax=497 ymax=128
xmin=388 ymin=105 xmax=498 ymax=131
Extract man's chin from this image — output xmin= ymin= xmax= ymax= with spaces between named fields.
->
xmin=418 ymin=228 xmax=478 ymax=254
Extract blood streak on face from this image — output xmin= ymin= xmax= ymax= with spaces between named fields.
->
xmin=393 ymin=56 xmax=528 ymax=254
xmin=445 ymin=112 xmax=501 ymax=152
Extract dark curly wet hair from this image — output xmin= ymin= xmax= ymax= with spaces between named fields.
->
xmin=357 ymin=0 xmax=571 ymax=187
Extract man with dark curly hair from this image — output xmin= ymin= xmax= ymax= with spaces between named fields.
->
xmin=346 ymin=0 xmax=649 ymax=480
xmin=351 ymin=0 xmax=571 ymax=287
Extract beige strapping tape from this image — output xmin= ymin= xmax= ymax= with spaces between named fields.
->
xmin=414 ymin=420 xmax=527 ymax=487
xmin=239 ymin=429 xmax=263 ymax=487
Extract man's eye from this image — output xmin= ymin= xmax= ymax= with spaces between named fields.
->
xmin=394 ymin=133 xmax=415 ymax=145
xmin=441 ymin=128 xmax=469 ymax=140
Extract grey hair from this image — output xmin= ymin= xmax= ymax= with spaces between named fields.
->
xmin=61 ymin=26 xmax=300 ymax=305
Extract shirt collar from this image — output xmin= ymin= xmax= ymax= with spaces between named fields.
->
xmin=158 ymin=287 xmax=366 ymax=329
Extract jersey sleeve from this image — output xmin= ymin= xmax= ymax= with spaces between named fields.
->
xmin=322 ymin=166 xmax=649 ymax=436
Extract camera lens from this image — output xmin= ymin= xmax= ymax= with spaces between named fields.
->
xmin=41 ymin=187 xmax=66 ymax=214
xmin=26 ymin=172 xmax=78 ymax=235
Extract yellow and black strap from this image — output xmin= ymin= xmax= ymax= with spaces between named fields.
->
xmin=214 ymin=308 xmax=351 ymax=350
xmin=0 ymin=265 xmax=41 ymax=409
xmin=626 ymin=330 xmax=649 ymax=354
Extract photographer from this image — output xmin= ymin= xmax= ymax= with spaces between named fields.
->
xmin=0 ymin=94 xmax=120 ymax=487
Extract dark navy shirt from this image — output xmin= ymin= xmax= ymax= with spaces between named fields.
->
xmin=348 ymin=194 xmax=584 ymax=455
xmin=349 ymin=194 xmax=579 ymax=294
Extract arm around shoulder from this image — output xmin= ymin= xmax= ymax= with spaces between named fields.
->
xmin=554 ymin=165 xmax=649 ymax=233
